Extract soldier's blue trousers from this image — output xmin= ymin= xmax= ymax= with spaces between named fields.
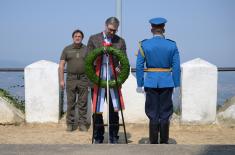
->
xmin=144 ymin=87 xmax=173 ymax=124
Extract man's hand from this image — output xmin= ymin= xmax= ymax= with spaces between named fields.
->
xmin=136 ymin=87 xmax=144 ymax=93
xmin=60 ymin=80 xmax=65 ymax=90
xmin=59 ymin=60 xmax=66 ymax=90
xmin=115 ymin=67 xmax=121 ymax=73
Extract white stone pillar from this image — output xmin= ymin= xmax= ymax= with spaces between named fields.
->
xmin=181 ymin=58 xmax=217 ymax=124
xmin=101 ymin=72 xmax=148 ymax=124
xmin=122 ymin=72 xmax=148 ymax=123
xmin=24 ymin=60 xmax=60 ymax=123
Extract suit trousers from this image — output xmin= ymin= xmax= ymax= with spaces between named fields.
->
xmin=92 ymin=90 xmax=119 ymax=142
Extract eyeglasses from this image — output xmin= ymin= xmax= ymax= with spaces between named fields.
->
xmin=107 ymin=27 xmax=118 ymax=33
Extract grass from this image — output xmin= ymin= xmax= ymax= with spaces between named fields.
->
xmin=0 ymin=88 xmax=25 ymax=113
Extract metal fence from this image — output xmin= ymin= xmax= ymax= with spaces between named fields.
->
xmin=1 ymin=67 xmax=235 ymax=72
xmin=0 ymin=67 xmax=234 ymax=110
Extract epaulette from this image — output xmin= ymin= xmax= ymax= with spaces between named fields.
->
xmin=138 ymin=40 xmax=147 ymax=57
xmin=166 ymin=39 xmax=175 ymax=43
xmin=141 ymin=39 xmax=147 ymax=43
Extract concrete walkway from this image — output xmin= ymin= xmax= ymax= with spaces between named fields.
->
xmin=0 ymin=144 xmax=235 ymax=155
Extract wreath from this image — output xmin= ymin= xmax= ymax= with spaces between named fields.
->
xmin=85 ymin=46 xmax=130 ymax=88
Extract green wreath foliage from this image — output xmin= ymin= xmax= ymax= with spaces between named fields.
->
xmin=85 ymin=46 xmax=130 ymax=88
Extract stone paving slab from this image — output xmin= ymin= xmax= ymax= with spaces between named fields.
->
xmin=0 ymin=144 xmax=235 ymax=155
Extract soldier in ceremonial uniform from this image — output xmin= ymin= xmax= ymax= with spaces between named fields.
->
xmin=59 ymin=29 xmax=89 ymax=132
xmin=136 ymin=17 xmax=180 ymax=144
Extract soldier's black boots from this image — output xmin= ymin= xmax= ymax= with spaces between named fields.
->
xmin=160 ymin=122 xmax=170 ymax=144
xmin=149 ymin=122 xmax=159 ymax=144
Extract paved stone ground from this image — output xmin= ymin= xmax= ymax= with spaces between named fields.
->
xmin=1 ymin=123 xmax=235 ymax=144
xmin=1 ymin=123 xmax=235 ymax=154
xmin=0 ymin=144 xmax=235 ymax=155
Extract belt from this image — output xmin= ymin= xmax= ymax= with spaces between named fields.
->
xmin=67 ymin=73 xmax=86 ymax=79
xmin=144 ymin=68 xmax=172 ymax=72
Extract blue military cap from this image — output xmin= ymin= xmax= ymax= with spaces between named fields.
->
xmin=149 ymin=17 xmax=167 ymax=25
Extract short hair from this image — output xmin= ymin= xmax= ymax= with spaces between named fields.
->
xmin=151 ymin=24 xmax=165 ymax=34
xmin=72 ymin=29 xmax=84 ymax=38
xmin=105 ymin=17 xmax=119 ymax=27
xmin=151 ymin=23 xmax=165 ymax=28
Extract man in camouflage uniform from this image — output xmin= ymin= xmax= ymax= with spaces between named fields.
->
xmin=59 ymin=29 xmax=89 ymax=132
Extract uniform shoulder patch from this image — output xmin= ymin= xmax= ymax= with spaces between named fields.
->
xmin=166 ymin=39 xmax=175 ymax=43
xmin=65 ymin=44 xmax=74 ymax=50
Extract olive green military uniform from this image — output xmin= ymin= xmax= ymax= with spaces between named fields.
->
xmin=60 ymin=43 xmax=89 ymax=127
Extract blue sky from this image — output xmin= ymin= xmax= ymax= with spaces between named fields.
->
xmin=0 ymin=0 xmax=235 ymax=67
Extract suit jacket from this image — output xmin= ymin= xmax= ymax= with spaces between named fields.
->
xmin=136 ymin=36 xmax=181 ymax=88
xmin=87 ymin=32 xmax=127 ymax=112
xmin=87 ymin=32 xmax=127 ymax=68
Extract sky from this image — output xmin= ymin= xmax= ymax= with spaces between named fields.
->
xmin=0 ymin=0 xmax=235 ymax=67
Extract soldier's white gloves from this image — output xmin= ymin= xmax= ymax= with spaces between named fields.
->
xmin=136 ymin=87 xmax=145 ymax=93
xmin=174 ymin=87 xmax=181 ymax=98
xmin=174 ymin=87 xmax=179 ymax=92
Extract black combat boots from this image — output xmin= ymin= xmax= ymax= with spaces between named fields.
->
xmin=149 ymin=122 xmax=159 ymax=144
xmin=160 ymin=122 xmax=170 ymax=144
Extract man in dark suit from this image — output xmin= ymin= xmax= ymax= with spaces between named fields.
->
xmin=87 ymin=17 xmax=128 ymax=144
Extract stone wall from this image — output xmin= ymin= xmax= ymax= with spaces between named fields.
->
xmin=0 ymin=96 xmax=24 ymax=124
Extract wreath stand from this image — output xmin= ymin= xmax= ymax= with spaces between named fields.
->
xmin=87 ymin=47 xmax=129 ymax=144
